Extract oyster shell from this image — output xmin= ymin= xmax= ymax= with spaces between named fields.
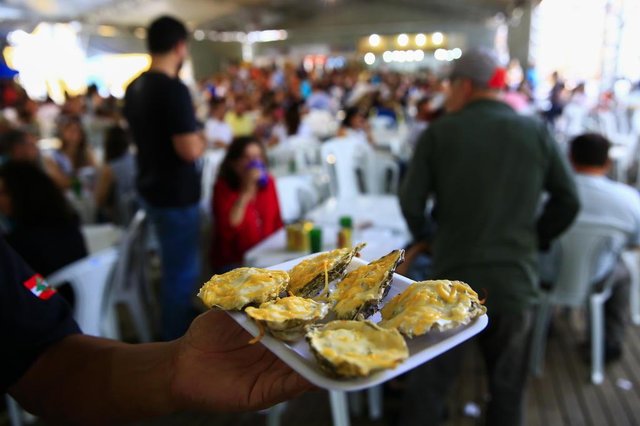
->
xmin=287 ymin=243 xmax=366 ymax=297
xmin=245 ymin=296 xmax=329 ymax=342
xmin=331 ymin=249 xmax=405 ymax=320
xmin=306 ymin=320 xmax=409 ymax=378
xmin=197 ymin=268 xmax=289 ymax=310
xmin=379 ymin=280 xmax=487 ymax=337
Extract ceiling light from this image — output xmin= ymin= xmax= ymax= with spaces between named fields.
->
xmin=369 ymin=34 xmax=381 ymax=47
xmin=432 ymin=32 xmax=444 ymax=45
xmin=434 ymin=48 xmax=447 ymax=61
xmin=415 ymin=33 xmax=427 ymax=47
xmin=364 ymin=52 xmax=376 ymax=65
xmin=397 ymin=33 xmax=409 ymax=47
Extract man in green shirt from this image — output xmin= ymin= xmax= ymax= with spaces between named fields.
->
xmin=399 ymin=49 xmax=579 ymax=426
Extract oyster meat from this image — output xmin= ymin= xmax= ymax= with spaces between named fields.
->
xmin=379 ymin=280 xmax=486 ymax=337
xmin=306 ymin=320 xmax=409 ymax=378
xmin=288 ymin=243 xmax=366 ymax=297
xmin=245 ymin=296 xmax=329 ymax=342
xmin=331 ymin=249 xmax=405 ymax=320
xmin=198 ymin=268 xmax=289 ymax=310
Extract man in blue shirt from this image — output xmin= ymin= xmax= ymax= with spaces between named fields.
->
xmin=569 ymin=133 xmax=640 ymax=360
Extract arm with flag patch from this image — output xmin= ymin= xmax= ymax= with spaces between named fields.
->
xmin=9 ymin=311 xmax=312 ymax=425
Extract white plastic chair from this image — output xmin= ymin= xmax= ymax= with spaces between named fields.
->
xmin=321 ymin=137 xmax=368 ymax=199
xmin=103 ymin=210 xmax=154 ymax=342
xmin=285 ymin=135 xmax=321 ymax=171
xmin=275 ymin=176 xmax=319 ymax=223
xmin=530 ymin=222 xmax=628 ymax=384
xmin=365 ymin=151 xmax=401 ymax=195
xmin=267 ymin=144 xmax=295 ymax=169
xmin=46 ymin=247 xmax=119 ymax=337
xmin=621 ymin=250 xmax=640 ymax=325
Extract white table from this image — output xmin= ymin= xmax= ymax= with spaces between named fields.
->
xmin=305 ymin=195 xmax=409 ymax=234
xmin=244 ymin=225 xmax=409 ymax=268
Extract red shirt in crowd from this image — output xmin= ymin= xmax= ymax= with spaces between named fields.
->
xmin=210 ymin=175 xmax=283 ymax=269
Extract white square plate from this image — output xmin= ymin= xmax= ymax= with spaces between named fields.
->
xmin=229 ymin=253 xmax=488 ymax=391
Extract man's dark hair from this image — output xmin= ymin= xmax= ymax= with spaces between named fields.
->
xmin=569 ymin=133 xmax=611 ymax=167
xmin=147 ymin=16 xmax=188 ymax=54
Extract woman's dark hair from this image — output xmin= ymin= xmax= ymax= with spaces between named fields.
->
xmin=58 ymin=116 xmax=89 ymax=170
xmin=147 ymin=16 xmax=187 ymax=54
xmin=285 ymin=102 xmax=302 ymax=136
xmin=0 ymin=161 xmax=76 ymax=227
xmin=217 ymin=136 xmax=266 ymax=190
xmin=104 ymin=126 xmax=131 ymax=163
xmin=570 ymin=133 xmax=611 ymax=167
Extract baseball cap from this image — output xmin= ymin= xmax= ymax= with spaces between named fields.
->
xmin=449 ymin=48 xmax=506 ymax=89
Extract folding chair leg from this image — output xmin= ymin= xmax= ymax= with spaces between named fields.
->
xmin=621 ymin=251 xmax=640 ymax=325
xmin=329 ymin=390 xmax=350 ymax=426
xmin=590 ymin=296 xmax=605 ymax=385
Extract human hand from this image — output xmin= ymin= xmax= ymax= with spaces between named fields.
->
xmin=170 ymin=310 xmax=314 ymax=412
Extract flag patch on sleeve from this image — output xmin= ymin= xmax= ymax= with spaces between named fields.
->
xmin=23 ymin=274 xmax=56 ymax=300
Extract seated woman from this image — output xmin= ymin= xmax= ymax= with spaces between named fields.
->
xmin=95 ymin=125 xmax=137 ymax=224
xmin=44 ymin=116 xmax=97 ymax=190
xmin=336 ymin=107 xmax=375 ymax=146
xmin=0 ymin=161 xmax=87 ymax=277
xmin=210 ymin=137 xmax=283 ymax=272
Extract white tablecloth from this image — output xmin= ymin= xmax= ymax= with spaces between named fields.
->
xmin=244 ymin=225 xmax=410 ymax=268
xmin=305 ymin=195 xmax=409 ymax=234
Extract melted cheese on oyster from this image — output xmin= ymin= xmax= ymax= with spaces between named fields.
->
xmin=245 ymin=296 xmax=329 ymax=323
xmin=287 ymin=248 xmax=352 ymax=294
xmin=198 ymin=268 xmax=289 ymax=310
xmin=307 ymin=321 xmax=408 ymax=377
xmin=379 ymin=280 xmax=486 ymax=337
xmin=331 ymin=251 xmax=401 ymax=318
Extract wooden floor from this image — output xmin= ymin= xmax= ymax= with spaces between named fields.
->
xmin=447 ymin=310 xmax=640 ymax=426
xmin=4 ymin=309 xmax=640 ymax=426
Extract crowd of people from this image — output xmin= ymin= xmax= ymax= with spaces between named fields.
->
xmin=2 ymin=13 xmax=640 ymax=426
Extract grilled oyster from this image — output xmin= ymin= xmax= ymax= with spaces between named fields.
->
xmin=197 ymin=268 xmax=289 ymax=310
xmin=379 ymin=280 xmax=486 ymax=337
xmin=245 ymin=296 xmax=329 ymax=342
xmin=288 ymin=243 xmax=366 ymax=297
xmin=331 ymin=249 xmax=404 ymax=320
xmin=306 ymin=320 xmax=409 ymax=378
